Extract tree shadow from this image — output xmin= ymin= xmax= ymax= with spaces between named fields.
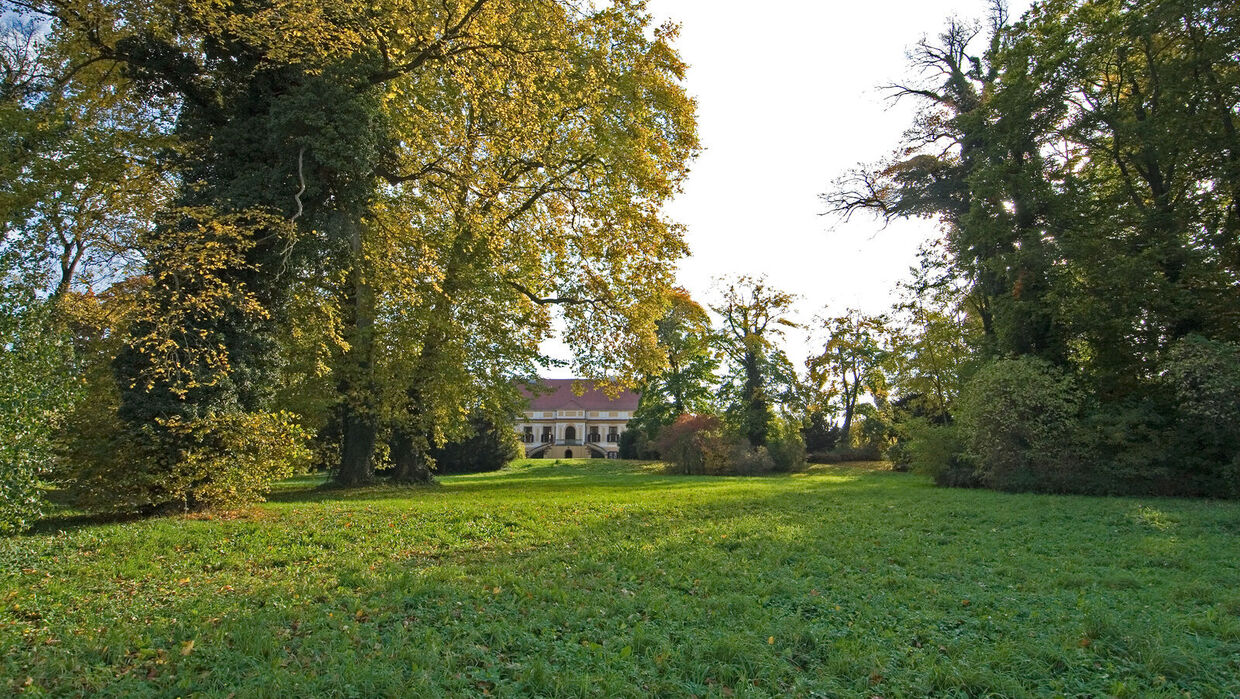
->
xmin=12 ymin=461 xmax=1237 ymax=696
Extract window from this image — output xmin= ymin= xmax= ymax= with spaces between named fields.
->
xmin=523 ymin=426 xmax=534 ymax=444
xmin=588 ymin=428 xmax=600 ymax=442
xmin=541 ymin=427 xmax=553 ymax=443
xmin=607 ymin=427 xmax=618 ymax=442
xmin=564 ymin=426 xmax=577 ymax=442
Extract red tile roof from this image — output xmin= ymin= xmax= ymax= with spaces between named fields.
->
xmin=520 ymin=379 xmax=640 ymax=412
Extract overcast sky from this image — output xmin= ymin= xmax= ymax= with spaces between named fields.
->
xmin=546 ymin=0 xmax=1032 ymax=377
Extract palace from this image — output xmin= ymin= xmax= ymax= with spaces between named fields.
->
xmin=515 ymin=379 xmax=639 ymax=459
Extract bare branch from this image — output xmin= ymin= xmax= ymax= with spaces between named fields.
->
xmin=506 ymin=279 xmax=612 ymax=308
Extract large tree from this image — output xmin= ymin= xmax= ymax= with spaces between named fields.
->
xmin=12 ymin=0 xmax=697 ymax=492
xmin=631 ymin=287 xmax=720 ymax=435
xmin=806 ymin=310 xmax=890 ymax=440
xmin=831 ymin=0 xmax=1240 ymax=495
xmin=825 ymin=3 xmax=1068 ymax=364
xmin=712 ymin=275 xmax=797 ymax=447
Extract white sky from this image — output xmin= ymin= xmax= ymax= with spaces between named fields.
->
xmin=545 ymin=0 xmax=1031 ymax=377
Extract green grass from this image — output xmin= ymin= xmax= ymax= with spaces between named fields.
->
xmin=3 ymin=459 xmax=1239 ymax=697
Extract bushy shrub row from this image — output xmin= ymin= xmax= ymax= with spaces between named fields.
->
xmin=653 ymin=414 xmax=805 ymax=476
xmin=429 ymin=414 xmax=523 ymax=474
xmin=61 ymin=411 xmax=311 ymax=513
xmin=901 ymin=338 xmax=1240 ymax=497
xmin=806 ymin=445 xmax=883 ymax=464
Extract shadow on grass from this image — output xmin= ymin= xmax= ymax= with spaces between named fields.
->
xmin=25 ymin=508 xmax=153 ymax=537
xmin=11 ymin=461 xmax=1238 ymax=696
xmin=25 ymin=461 xmax=895 ymax=533
xmin=263 ymin=461 xmax=887 ymax=506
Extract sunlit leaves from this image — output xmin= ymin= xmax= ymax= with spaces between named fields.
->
xmin=128 ymin=208 xmax=283 ymax=397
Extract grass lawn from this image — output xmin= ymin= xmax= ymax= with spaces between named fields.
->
xmin=3 ymin=459 xmax=1239 ymax=697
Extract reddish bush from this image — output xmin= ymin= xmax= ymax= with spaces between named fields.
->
xmin=654 ymin=414 xmax=729 ymax=475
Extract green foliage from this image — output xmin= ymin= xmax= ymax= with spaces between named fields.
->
xmin=654 ymin=413 xmax=803 ymax=476
xmin=725 ymin=443 xmax=776 ymax=475
xmin=1158 ymin=335 xmax=1240 ymax=497
xmin=428 ymin=413 xmax=523 ymax=475
xmin=3 ymin=461 xmax=1240 ymax=695
xmin=831 ymin=1 xmax=1240 ymax=497
xmin=713 ymin=275 xmax=798 ymax=447
xmin=765 ymin=415 xmax=807 ymax=473
xmin=161 ymin=413 xmax=312 ymax=510
xmin=66 ymin=412 xmax=311 ymax=513
xmin=806 ymin=310 xmax=890 ymax=440
xmin=886 ymin=253 xmax=981 ymax=422
xmin=806 ymin=445 xmax=883 ymax=464
xmin=617 ymin=427 xmax=655 ymax=460
xmin=631 ymin=288 xmax=719 ymax=436
xmin=799 ymin=409 xmax=840 ymax=453
xmin=899 ymin=418 xmax=976 ymax=488
xmin=956 ymin=357 xmax=1085 ymax=493
xmin=0 ymin=291 xmax=78 ymax=534
xmin=16 ymin=0 xmax=699 ymax=490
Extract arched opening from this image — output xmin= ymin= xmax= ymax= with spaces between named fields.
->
xmin=564 ymin=449 xmax=573 ymax=458
xmin=564 ymin=426 xmax=577 ymax=441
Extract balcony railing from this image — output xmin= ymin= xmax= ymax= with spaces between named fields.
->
xmin=525 ymin=437 xmax=619 ymax=448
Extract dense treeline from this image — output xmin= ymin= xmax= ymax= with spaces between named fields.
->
xmin=826 ymin=0 xmax=1240 ymax=496
xmin=626 ymin=0 xmax=1240 ymax=496
xmin=0 ymin=0 xmax=697 ymax=531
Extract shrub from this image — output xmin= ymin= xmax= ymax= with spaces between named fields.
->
xmin=1159 ymin=335 xmax=1240 ymax=497
xmin=728 ymin=443 xmax=776 ymax=475
xmin=0 ymin=298 xmax=78 ymax=533
xmin=766 ymin=416 xmax=807 ymax=472
xmin=852 ymin=408 xmax=895 ymax=454
xmin=619 ymin=428 xmax=657 ymax=459
xmin=901 ymin=419 xmax=978 ymax=488
xmin=618 ymin=428 xmax=640 ymax=459
xmin=955 ymin=357 xmax=1086 ymax=492
xmin=800 ymin=410 xmax=840 ymax=452
xmin=65 ymin=411 xmax=311 ymax=513
xmin=654 ymin=415 xmax=729 ymax=475
xmin=430 ymin=414 xmax=523 ymax=474
xmin=806 ymin=445 xmax=883 ymax=463
xmin=655 ymin=413 xmax=806 ymax=476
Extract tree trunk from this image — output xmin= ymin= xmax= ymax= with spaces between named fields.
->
xmin=387 ymin=329 xmax=440 ymax=483
xmin=334 ymin=219 xmax=378 ymax=486
xmin=337 ymin=408 xmax=377 ymax=486
xmin=742 ymin=349 xmax=769 ymax=446
xmin=391 ymin=429 xmax=433 ymax=484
